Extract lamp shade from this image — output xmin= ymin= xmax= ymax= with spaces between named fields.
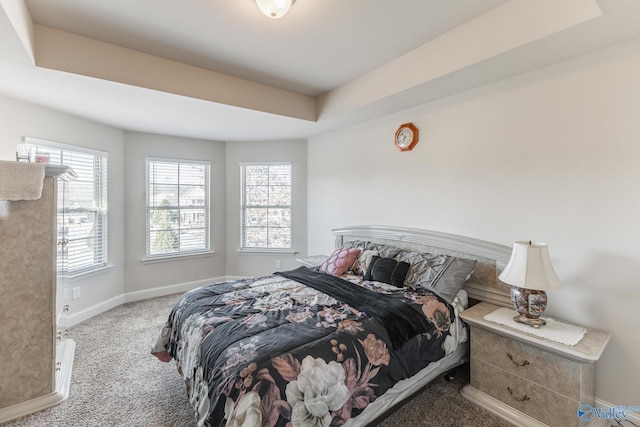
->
xmin=255 ymin=0 xmax=294 ymax=19
xmin=498 ymin=241 xmax=563 ymax=290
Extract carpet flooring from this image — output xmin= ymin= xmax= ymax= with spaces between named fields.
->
xmin=4 ymin=294 xmax=514 ymax=427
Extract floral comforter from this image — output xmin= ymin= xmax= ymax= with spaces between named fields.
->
xmin=151 ymin=267 xmax=456 ymax=427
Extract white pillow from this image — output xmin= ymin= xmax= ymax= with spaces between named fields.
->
xmin=352 ymin=249 xmax=379 ymax=276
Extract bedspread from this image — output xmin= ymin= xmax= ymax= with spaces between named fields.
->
xmin=152 ymin=267 xmax=455 ymax=427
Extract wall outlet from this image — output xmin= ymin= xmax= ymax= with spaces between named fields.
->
xmin=72 ymin=287 xmax=81 ymax=300
xmin=275 ymin=260 xmax=282 ymax=269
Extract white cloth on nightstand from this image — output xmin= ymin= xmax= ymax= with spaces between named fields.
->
xmin=484 ymin=307 xmax=586 ymax=346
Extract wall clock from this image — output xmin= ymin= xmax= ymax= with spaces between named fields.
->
xmin=394 ymin=123 xmax=419 ymax=151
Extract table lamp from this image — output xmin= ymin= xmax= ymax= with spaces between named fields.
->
xmin=498 ymin=241 xmax=563 ymax=328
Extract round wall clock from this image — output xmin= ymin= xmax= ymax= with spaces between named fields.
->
xmin=394 ymin=123 xmax=419 ymax=151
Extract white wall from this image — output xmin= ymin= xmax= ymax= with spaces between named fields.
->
xmin=307 ymin=38 xmax=640 ymax=407
xmin=0 ymin=94 xmax=125 ymax=318
xmin=0 ymin=96 xmax=304 ymax=324
xmin=123 ymin=131 xmax=227 ymax=292
xmin=225 ymin=140 xmax=307 ymax=276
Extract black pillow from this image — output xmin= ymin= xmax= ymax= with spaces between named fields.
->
xmin=364 ymin=256 xmax=410 ymax=288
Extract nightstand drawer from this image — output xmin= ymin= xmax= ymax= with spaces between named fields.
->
xmin=460 ymin=303 xmax=609 ymax=427
xmin=471 ymin=357 xmax=581 ymax=427
xmin=471 ymin=327 xmax=581 ymax=400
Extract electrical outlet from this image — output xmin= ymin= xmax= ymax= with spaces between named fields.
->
xmin=275 ymin=260 xmax=282 ymax=269
xmin=72 ymin=287 xmax=81 ymax=300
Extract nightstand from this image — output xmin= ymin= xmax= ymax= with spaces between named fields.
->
xmin=460 ymin=302 xmax=610 ymax=427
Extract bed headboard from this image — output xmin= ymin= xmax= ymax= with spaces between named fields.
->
xmin=332 ymin=225 xmax=512 ymax=308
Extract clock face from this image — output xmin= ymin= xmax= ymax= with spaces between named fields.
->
xmin=396 ymin=128 xmax=413 ymax=148
xmin=394 ymin=123 xmax=419 ymax=151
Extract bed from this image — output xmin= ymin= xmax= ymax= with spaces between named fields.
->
xmin=152 ymin=225 xmax=512 ymax=427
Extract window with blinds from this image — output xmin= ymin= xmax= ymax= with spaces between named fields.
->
xmin=240 ymin=162 xmax=292 ymax=250
xmin=146 ymin=158 xmax=210 ymax=257
xmin=30 ymin=139 xmax=108 ymax=276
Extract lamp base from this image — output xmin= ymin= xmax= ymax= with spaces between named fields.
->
xmin=510 ymin=286 xmax=548 ymax=328
xmin=513 ymin=315 xmax=546 ymax=329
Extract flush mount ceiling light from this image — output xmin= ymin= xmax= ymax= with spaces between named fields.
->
xmin=255 ymin=0 xmax=295 ymax=19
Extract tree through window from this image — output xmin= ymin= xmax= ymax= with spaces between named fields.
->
xmin=240 ymin=162 xmax=292 ymax=250
xmin=146 ymin=158 xmax=210 ymax=257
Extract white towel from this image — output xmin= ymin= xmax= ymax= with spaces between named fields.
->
xmin=0 ymin=160 xmax=46 ymax=201
xmin=484 ymin=307 xmax=586 ymax=346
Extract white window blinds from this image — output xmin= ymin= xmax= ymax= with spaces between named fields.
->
xmin=146 ymin=158 xmax=210 ymax=257
xmin=30 ymin=139 xmax=108 ymax=276
xmin=240 ymin=162 xmax=292 ymax=249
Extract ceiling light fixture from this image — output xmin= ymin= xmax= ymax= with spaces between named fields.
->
xmin=255 ymin=0 xmax=295 ymax=19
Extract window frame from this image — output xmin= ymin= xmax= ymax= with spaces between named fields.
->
xmin=144 ymin=157 xmax=211 ymax=261
xmin=239 ymin=161 xmax=293 ymax=253
xmin=27 ymin=137 xmax=109 ymax=278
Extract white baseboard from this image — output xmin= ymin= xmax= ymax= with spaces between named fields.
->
xmin=595 ymin=398 xmax=640 ymax=426
xmin=68 ymin=294 xmax=126 ymax=327
xmin=123 ymin=276 xmax=231 ymax=304
xmin=0 ymin=339 xmax=75 ymax=424
xmin=67 ymin=276 xmax=232 ymax=327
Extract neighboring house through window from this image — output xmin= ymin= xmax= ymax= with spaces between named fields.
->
xmin=146 ymin=158 xmax=210 ymax=258
xmin=240 ymin=162 xmax=292 ymax=250
xmin=29 ymin=138 xmax=108 ymax=277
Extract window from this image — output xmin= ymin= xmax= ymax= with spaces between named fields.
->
xmin=240 ymin=162 xmax=292 ymax=250
xmin=146 ymin=158 xmax=210 ymax=258
xmin=30 ymin=139 xmax=108 ymax=276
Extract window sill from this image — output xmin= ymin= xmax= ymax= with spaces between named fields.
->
xmin=237 ymin=249 xmax=297 ymax=255
xmin=69 ymin=264 xmax=115 ymax=282
xmin=141 ymin=250 xmax=215 ymax=264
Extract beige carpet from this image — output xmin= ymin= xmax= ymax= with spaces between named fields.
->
xmin=4 ymin=294 xmax=514 ymax=427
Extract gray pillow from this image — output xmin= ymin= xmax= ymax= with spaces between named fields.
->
xmin=396 ymin=251 xmax=476 ymax=303
xmin=340 ymin=241 xmax=403 ymax=261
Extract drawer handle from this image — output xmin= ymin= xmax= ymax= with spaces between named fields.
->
xmin=507 ymin=386 xmax=530 ymax=402
xmin=507 ymin=352 xmax=530 ymax=367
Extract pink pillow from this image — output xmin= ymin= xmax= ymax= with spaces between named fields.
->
xmin=319 ymin=248 xmax=361 ymax=276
